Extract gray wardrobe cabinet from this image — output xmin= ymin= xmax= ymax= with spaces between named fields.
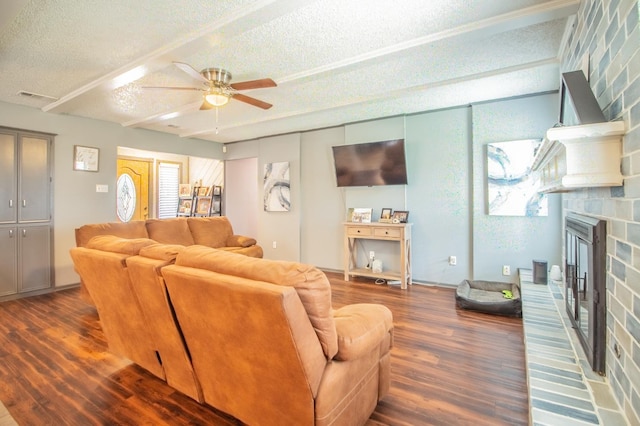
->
xmin=0 ymin=128 xmax=53 ymax=297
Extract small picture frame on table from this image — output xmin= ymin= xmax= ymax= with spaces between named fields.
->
xmin=351 ymin=208 xmax=372 ymax=223
xmin=73 ymin=145 xmax=99 ymax=172
xmin=177 ymin=198 xmax=192 ymax=215
xmin=380 ymin=208 xmax=393 ymax=223
xmin=197 ymin=186 xmax=210 ymax=196
xmin=391 ymin=210 xmax=409 ymax=223
xmin=195 ymin=196 xmax=212 ymax=215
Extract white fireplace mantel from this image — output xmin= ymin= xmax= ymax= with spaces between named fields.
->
xmin=532 ymin=121 xmax=625 ymax=193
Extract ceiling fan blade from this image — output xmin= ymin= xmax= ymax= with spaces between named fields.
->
xmin=173 ymin=62 xmax=209 ymax=84
xmin=233 ymin=93 xmax=273 ymax=109
xmin=141 ymin=86 xmax=203 ymax=91
xmin=230 ymin=78 xmax=277 ymax=91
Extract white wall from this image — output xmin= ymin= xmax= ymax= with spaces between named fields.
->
xmin=225 ymin=157 xmax=258 ymax=237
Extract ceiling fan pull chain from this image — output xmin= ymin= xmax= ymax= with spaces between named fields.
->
xmin=215 ymin=107 xmax=219 ymax=134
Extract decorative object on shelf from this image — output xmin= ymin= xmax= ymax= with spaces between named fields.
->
xmin=391 ymin=210 xmax=409 ymax=223
xmin=179 ymin=184 xmax=192 ymax=198
xmin=263 ymin=162 xmax=290 ymax=212
xmin=213 ymin=186 xmax=221 ymax=196
xmin=194 ymin=196 xmax=212 ymax=216
xmin=73 ymin=145 xmax=99 ymax=172
xmin=197 ymin=186 xmax=209 ymax=196
xmin=177 ymin=198 xmax=193 ymax=216
xmin=380 ymin=208 xmax=392 ymax=223
xmin=487 ymin=139 xmax=547 ymax=217
xmin=351 ymin=208 xmax=372 ymax=223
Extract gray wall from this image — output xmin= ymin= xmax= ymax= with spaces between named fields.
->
xmin=0 ymin=101 xmax=222 ymax=287
xmin=225 ymin=92 xmax=562 ymax=284
xmin=472 ymin=95 xmax=563 ymax=281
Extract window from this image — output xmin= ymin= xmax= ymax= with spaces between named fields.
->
xmin=157 ymin=162 xmax=181 ymax=218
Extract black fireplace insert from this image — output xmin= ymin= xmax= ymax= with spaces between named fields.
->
xmin=565 ymin=213 xmax=606 ymax=374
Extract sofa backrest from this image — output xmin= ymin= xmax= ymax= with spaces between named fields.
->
xmin=174 ymin=245 xmax=338 ymax=360
xmin=69 ymin=236 xmax=164 ymax=379
xmin=186 ymin=216 xmax=233 ymax=247
xmin=75 ymin=220 xmax=148 ymax=247
xmin=162 ymin=263 xmax=326 ymax=426
xmin=125 ymin=243 xmax=203 ymax=402
xmin=145 ymin=217 xmax=195 ymax=246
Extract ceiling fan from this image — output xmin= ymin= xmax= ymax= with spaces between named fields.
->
xmin=143 ymin=62 xmax=277 ymax=110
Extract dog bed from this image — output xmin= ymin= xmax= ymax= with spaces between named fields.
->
xmin=455 ymin=279 xmax=522 ymax=317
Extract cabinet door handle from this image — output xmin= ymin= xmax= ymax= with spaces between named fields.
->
xmin=9 ymin=199 xmax=13 ymax=208
xmin=9 ymin=229 xmax=13 ymax=238
xmin=22 ymin=229 xmax=26 ymax=237
xmin=22 ymin=200 xmax=26 ymax=207
xmin=357 ymin=230 xmax=361 ymax=233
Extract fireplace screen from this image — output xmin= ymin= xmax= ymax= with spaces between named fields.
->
xmin=565 ymin=213 xmax=606 ymax=374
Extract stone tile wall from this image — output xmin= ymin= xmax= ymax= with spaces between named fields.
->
xmin=560 ymin=0 xmax=640 ymax=423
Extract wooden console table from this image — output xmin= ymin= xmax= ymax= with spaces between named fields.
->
xmin=343 ymin=222 xmax=412 ymax=289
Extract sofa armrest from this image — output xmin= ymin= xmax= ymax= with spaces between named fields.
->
xmin=333 ymin=303 xmax=393 ymax=361
xmin=226 ymin=234 xmax=257 ymax=247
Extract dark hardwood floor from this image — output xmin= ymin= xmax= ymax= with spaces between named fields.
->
xmin=0 ymin=272 xmax=528 ymax=425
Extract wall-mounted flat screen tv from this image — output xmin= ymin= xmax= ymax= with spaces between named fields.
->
xmin=332 ymin=139 xmax=408 ymax=187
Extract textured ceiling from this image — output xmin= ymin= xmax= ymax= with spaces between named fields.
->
xmin=0 ymin=0 xmax=579 ymax=143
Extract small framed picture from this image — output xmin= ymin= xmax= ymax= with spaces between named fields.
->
xmin=73 ymin=145 xmax=99 ymax=172
xmin=352 ymin=207 xmax=372 ymax=223
xmin=195 ymin=196 xmax=212 ymax=215
xmin=179 ymin=184 xmax=192 ymax=198
xmin=197 ymin=186 xmax=209 ymax=196
xmin=391 ymin=210 xmax=409 ymax=223
xmin=177 ymin=198 xmax=192 ymax=215
xmin=380 ymin=208 xmax=392 ymax=222
xmin=213 ymin=186 xmax=221 ymax=196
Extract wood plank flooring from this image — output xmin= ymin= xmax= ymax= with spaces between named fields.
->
xmin=0 ymin=272 xmax=528 ymax=425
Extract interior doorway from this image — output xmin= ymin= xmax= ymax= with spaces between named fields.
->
xmin=116 ymin=157 xmax=151 ymax=222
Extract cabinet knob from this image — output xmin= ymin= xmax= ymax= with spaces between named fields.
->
xmin=385 ymin=231 xmax=389 ymax=235
xmin=357 ymin=230 xmax=360 ymax=233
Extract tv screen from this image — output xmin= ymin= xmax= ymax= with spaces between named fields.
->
xmin=332 ymin=139 xmax=408 ymax=187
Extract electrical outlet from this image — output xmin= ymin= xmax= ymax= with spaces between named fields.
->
xmin=449 ymin=255 xmax=457 ymax=266
xmin=272 ymin=241 xmax=277 ymax=249
xmin=502 ymin=265 xmax=511 ymax=276
xmin=95 ymin=184 xmax=108 ymax=193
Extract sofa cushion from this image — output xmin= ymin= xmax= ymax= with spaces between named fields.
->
xmin=333 ymin=304 xmax=393 ymax=361
xmin=175 ymin=245 xmax=338 ymax=359
xmin=139 ymin=243 xmax=185 ymax=261
xmin=187 ymin=217 xmax=233 ymax=248
xmin=146 ymin=218 xmax=195 ymax=246
xmin=86 ymin=235 xmax=156 ymax=255
xmin=75 ymin=220 xmax=149 ymax=247
xmin=226 ymin=235 xmax=257 ymax=247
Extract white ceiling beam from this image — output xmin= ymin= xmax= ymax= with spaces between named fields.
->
xmin=180 ymin=57 xmax=559 ymax=139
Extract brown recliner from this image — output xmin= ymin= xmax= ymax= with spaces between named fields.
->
xmin=125 ymin=243 xmax=204 ymax=402
xmin=69 ymin=236 xmax=165 ymax=380
xmin=162 ymin=246 xmax=393 ymax=426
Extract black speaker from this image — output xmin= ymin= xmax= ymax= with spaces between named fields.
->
xmin=533 ymin=260 xmax=548 ymax=284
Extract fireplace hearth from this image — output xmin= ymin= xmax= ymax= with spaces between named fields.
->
xmin=565 ymin=213 xmax=606 ymax=374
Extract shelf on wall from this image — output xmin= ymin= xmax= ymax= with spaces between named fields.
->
xmin=532 ymin=121 xmax=625 ymax=193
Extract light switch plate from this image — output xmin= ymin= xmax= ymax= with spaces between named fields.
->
xmin=96 ymin=184 xmax=108 ymax=193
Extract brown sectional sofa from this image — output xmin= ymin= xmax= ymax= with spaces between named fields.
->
xmin=70 ymin=234 xmax=393 ymax=425
xmin=75 ymin=216 xmax=263 ymax=303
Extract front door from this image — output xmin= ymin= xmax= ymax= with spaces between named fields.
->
xmin=116 ymin=158 xmax=151 ymax=222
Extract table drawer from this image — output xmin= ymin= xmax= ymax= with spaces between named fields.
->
xmin=346 ymin=226 xmax=372 ymax=237
xmin=373 ymin=227 xmax=401 ymax=238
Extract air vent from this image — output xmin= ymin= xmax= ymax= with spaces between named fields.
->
xmin=167 ymin=124 xmax=180 ymax=129
xmin=17 ymin=90 xmax=58 ymax=101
